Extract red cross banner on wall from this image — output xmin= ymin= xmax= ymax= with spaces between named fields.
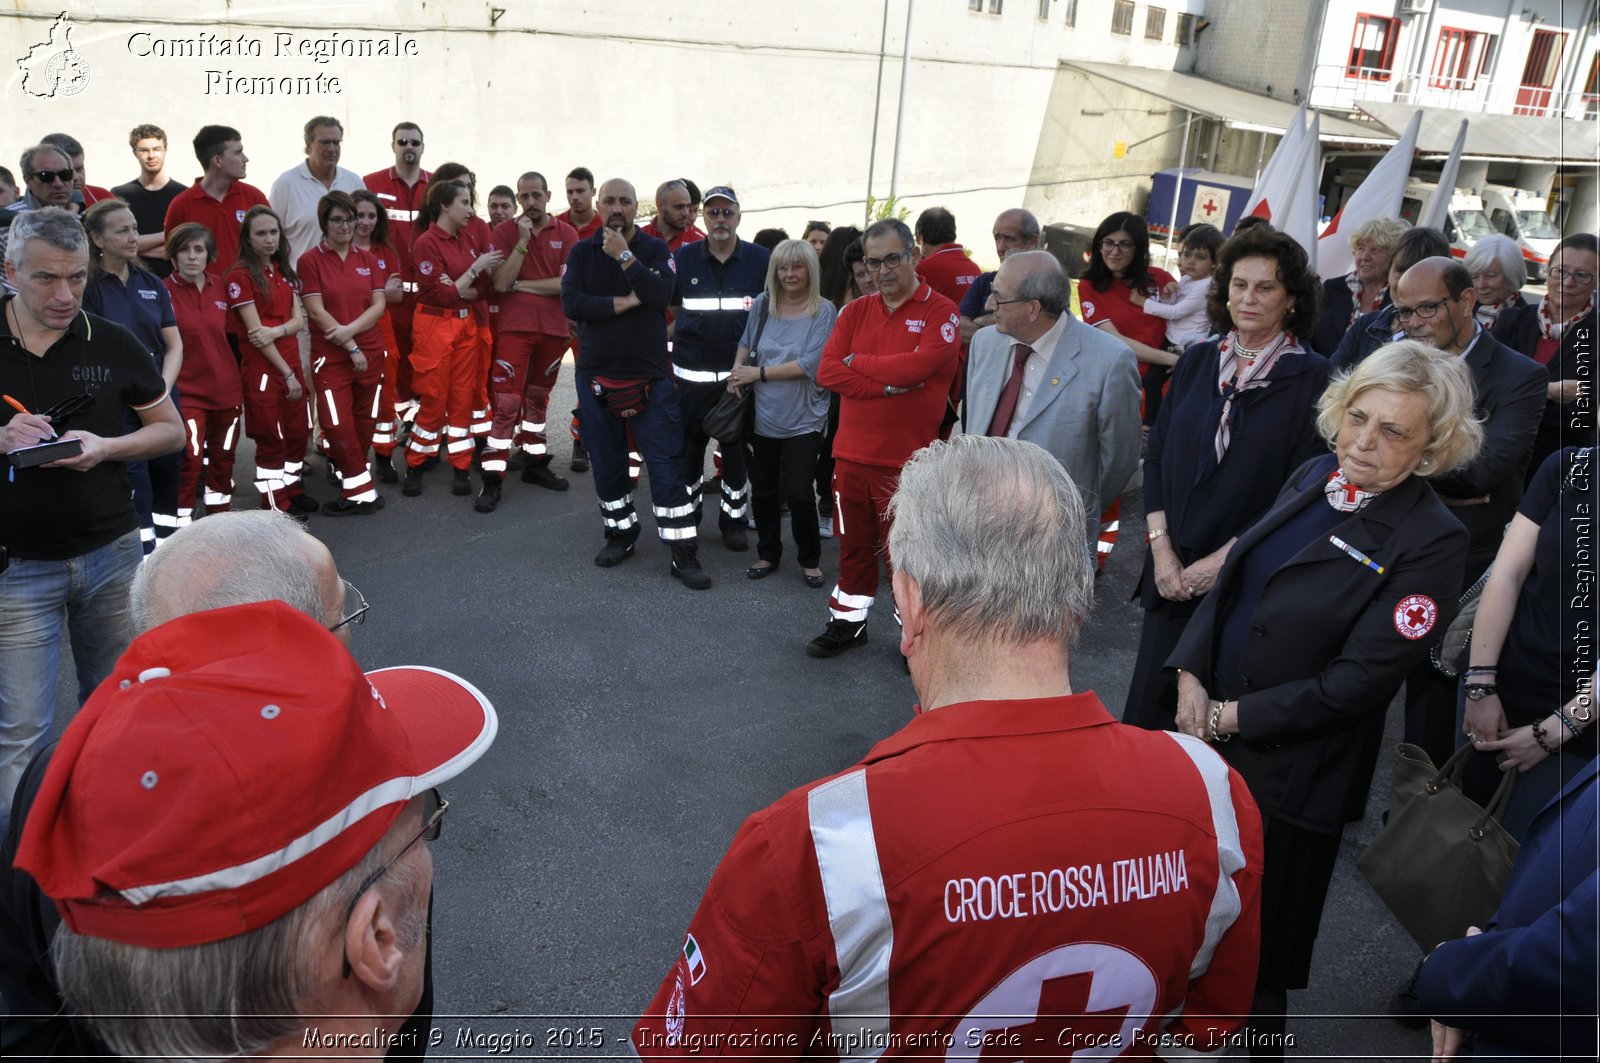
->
xmin=1189 ymin=185 xmax=1232 ymax=227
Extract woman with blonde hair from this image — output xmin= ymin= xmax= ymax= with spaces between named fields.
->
xmin=727 ymin=239 xmax=837 ymax=586
xmin=1311 ymin=215 xmax=1409 ymax=354
xmin=1168 ymin=339 xmax=1482 ymax=1055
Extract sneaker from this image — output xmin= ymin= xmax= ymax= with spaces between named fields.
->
xmin=451 ymin=468 xmax=472 ymax=496
xmin=570 ymin=442 xmax=590 ymax=473
xmin=721 ymin=524 xmax=749 ymax=552
xmin=594 ymin=538 xmax=635 ymax=568
xmin=474 ymin=478 xmax=502 ymax=513
xmin=401 ymin=467 xmax=424 ymax=497
xmin=807 ymin=619 xmax=868 ymax=658
xmin=288 ymin=493 xmax=320 ymax=515
xmin=819 ymin=517 xmax=833 ymax=538
xmin=374 ymin=454 xmax=399 ymax=483
xmin=521 ymin=462 xmax=570 ymax=491
xmin=322 ymin=496 xmax=386 ymax=517
xmin=670 ymin=544 xmax=712 ymax=590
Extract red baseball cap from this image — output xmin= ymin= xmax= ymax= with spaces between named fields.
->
xmin=16 ymin=600 xmax=498 ymax=948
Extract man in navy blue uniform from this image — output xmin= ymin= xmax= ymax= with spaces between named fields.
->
xmin=670 ymin=186 xmax=769 ymax=551
xmin=560 ymin=178 xmax=710 ymax=589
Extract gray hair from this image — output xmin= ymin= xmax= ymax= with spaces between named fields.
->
xmin=1316 ymin=339 xmax=1484 ymax=478
xmin=53 ymin=834 xmax=428 ymax=1061
xmin=19 ymin=143 xmax=69 ymax=174
xmin=1008 ymin=208 xmax=1042 ymax=243
xmin=5 ymin=206 xmax=88 ymax=271
xmin=1463 ymin=233 xmax=1527 ymax=291
xmin=864 ymin=217 xmax=915 ymax=254
xmin=130 ymin=511 xmax=324 ymax=633
xmin=888 ymin=436 xmax=1093 ymax=646
xmin=1006 ymin=250 xmax=1070 ymax=316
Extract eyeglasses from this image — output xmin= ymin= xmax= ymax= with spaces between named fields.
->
xmin=30 ymin=169 xmax=73 ymax=185
xmin=1550 ymin=267 xmax=1596 ymax=286
xmin=1100 ymin=239 xmax=1137 ymax=253
xmin=1392 ymin=298 xmax=1450 ymax=322
xmin=705 ymin=207 xmax=737 ymax=219
xmin=42 ymin=393 xmax=95 ymax=425
xmin=862 ymin=251 xmax=910 ymax=273
xmin=989 ymin=291 xmax=1033 ymax=307
xmin=340 ymin=789 xmax=447 ymax=978
xmin=325 ymin=216 xmax=355 ymax=228
xmin=329 ymin=579 xmax=369 ymax=632
xmin=395 ymin=138 xmax=422 ymax=148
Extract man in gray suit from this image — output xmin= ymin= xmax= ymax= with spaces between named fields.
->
xmin=964 ymin=251 xmax=1142 ymax=557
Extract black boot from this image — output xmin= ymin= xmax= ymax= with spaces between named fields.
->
xmin=670 ymin=543 xmax=712 ymax=590
xmin=474 ymin=473 xmax=503 ymax=513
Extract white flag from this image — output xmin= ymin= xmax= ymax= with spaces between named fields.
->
xmin=1317 ymin=110 xmax=1422 ymax=280
xmin=1418 ymin=119 xmax=1469 ymax=231
xmin=1240 ymin=104 xmax=1321 ymax=267
xmin=1241 ymin=103 xmax=1309 ymax=221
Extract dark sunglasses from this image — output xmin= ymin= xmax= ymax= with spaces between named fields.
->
xmin=43 ymin=393 xmax=95 ymax=425
xmin=30 ymin=169 xmax=73 ymax=185
xmin=395 ymin=138 xmax=422 ymax=147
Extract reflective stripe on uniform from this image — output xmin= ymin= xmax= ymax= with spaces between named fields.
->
xmin=829 ymin=588 xmax=873 ymax=622
xmin=656 ymin=524 xmax=696 ymax=540
xmin=672 ymin=365 xmax=731 ymax=383
xmin=808 ymin=769 xmax=894 ymax=1060
xmin=1162 ymin=732 xmax=1247 ymax=979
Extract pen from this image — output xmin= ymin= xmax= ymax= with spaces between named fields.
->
xmin=1330 ymin=535 xmax=1384 ymax=575
xmin=2 ymin=394 xmax=30 ymax=415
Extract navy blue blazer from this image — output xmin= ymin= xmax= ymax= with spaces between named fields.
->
xmin=1311 ymin=275 xmax=1388 ymax=361
xmin=1168 ymin=454 xmax=1468 ymax=834
xmin=1417 ymin=756 xmax=1598 ymax=1060
xmin=1328 ymin=304 xmax=1401 ymax=373
xmin=1493 ymin=301 xmax=1598 ymax=477
xmin=1138 ymin=338 xmax=1329 ymax=613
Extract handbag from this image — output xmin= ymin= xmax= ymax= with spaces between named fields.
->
xmin=1356 ymin=742 xmax=1519 ymax=951
xmin=591 ymin=376 xmax=651 ymax=418
xmin=1430 ymin=565 xmax=1491 ymax=678
xmin=702 ymin=302 xmax=769 ymax=444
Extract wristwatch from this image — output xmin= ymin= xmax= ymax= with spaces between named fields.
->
xmin=1464 ymin=683 xmax=1498 ymax=701
xmin=618 ymin=250 xmax=635 ymax=266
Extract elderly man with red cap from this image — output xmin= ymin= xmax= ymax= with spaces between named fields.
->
xmin=14 ymin=596 xmax=498 ymax=1060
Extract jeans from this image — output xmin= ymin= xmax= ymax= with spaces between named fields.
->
xmin=0 ymin=530 xmax=142 ymax=824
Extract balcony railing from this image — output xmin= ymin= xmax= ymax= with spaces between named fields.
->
xmin=1308 ymin=62 xmax=1595 ymax=120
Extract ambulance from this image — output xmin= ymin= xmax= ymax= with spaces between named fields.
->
xmin=1481 ymin=185 xmax=1560 ymax=282
xmin=1398 ymin=181 xmax=1497 ymax=261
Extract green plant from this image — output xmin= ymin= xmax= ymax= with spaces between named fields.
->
xmin=865 ymin=194 xmax=911 ymax=223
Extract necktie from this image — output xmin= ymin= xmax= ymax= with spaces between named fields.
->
xmin=986 ymin=343 xmax=1033 ymax=437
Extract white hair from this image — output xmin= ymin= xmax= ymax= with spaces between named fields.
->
xmin=1463 ymin=233 xmax=1527 ymax=292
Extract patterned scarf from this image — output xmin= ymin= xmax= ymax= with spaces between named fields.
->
xmin=1345 ymin=272 xmax=1387 ymax=328
xmin=1215 ymin=330 xmax=1298 ymax=461
xmin=1538 ymin=292 xmax=1595 ymax=342
xmin=1474 ymin=290 xmax=1520 ymax=331
xmin=1325 ymin=467 xmax=1380 ymax=512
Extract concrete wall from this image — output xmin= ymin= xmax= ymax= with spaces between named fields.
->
xmin=0 ymin=1 xmax=1193 ymax=273
xmin=1191 ymin=0 xmax=1317 ymax=102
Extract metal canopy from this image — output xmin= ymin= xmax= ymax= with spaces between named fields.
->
xmin=1355 ymin=100 xmax=1599 ymax=167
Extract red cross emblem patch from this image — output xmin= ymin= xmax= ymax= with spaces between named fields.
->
xmin=1393 ymin=595 xmax=1438 ymax=640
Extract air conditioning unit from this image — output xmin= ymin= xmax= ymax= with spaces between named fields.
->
xmin=1399 ymin=0 xmax=1433 ymax=15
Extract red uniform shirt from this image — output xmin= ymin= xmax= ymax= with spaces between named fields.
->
xmin=164 ymin=180 xmax=270 ymax=275
xmin=411 ymin=224 xmax=491 ymax=309
xmin=468 ymin=216 xmax=496 ymax=326
xmin=488 ymin=216 xmax=578 ymax=337
xmin=296 ymin=243 xmax=386 ymax=360
xmin=633 ymin=694 xmax=1263 ymax=1061
xmin=1080 ymin=269 xmax=1177 ymax=353
xmin=81 ymin=184 xmax=115 ymax=207
xmin=817 ymin=283 xmax=961 ymax=470
xmin=363 ymin=167 xmax=430 ymax=288
xmin=559 ymin=209 xmax=603 ymax=241
xmin=222 ymin=262 xmax=298 ymax=366
xmin=164 ymin=271 xmax=243 ymax=409
xmin=641 ymin=220 xmax=706 ymax=253
xmin=915 ymin=244 xmax=983 ymax=308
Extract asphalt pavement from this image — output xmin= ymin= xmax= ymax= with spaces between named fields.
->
xmin=49 ymin=359 xmax=1438 ymax=1060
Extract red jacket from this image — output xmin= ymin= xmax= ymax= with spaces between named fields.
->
xmin=633 ymin=694 xmax=1263 ymax=1060
xmin=818 ymin=283 xmax=960 ymax=469
xmin=915 ymin=243 xmax=982 ymax=307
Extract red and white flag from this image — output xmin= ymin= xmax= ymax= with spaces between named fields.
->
xmin=1418 ymin=119 xmax=1469 ymax=232
xmin=1241 ymin=104 xmax=1321 ymax=267
xmin=1317 ymin=110 xmax=1422 ymax=279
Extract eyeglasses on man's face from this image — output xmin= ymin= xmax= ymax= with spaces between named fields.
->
xmin=339 ymin=790 xmax=447 ymax=978
xmin=329 ymin=579 xmax=369 ymax=632
xmin=1392 ymin=298 xmax=1450 ymax=323
xmin=862 ymin=251 xmax=911 ymax=273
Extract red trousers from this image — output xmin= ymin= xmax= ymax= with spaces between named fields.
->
xmin=242 ymin=350 xmax=312 ymax=510
xmin=178 ymin=405 xmax=241 ymax=520
xmin=391 ymin=294 xmax=417 ymax=402
xmin=483 ymin=331 xmax=566 ymax=475
xmin=471 ymin=321 xmax=493 ymax=438
xmin=407 ymin=308 xmax=480 ymax=471
xmin=313 ymin=352 xmax=383 ymax=502
xmin=372 ymin=313 xmax=402 ymax=457
xmin=829 ymin=459 xmax=900 ymax=622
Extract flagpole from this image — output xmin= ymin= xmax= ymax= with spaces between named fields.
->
xmin=1166 ymin=111 xmax=1194 ymax=268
